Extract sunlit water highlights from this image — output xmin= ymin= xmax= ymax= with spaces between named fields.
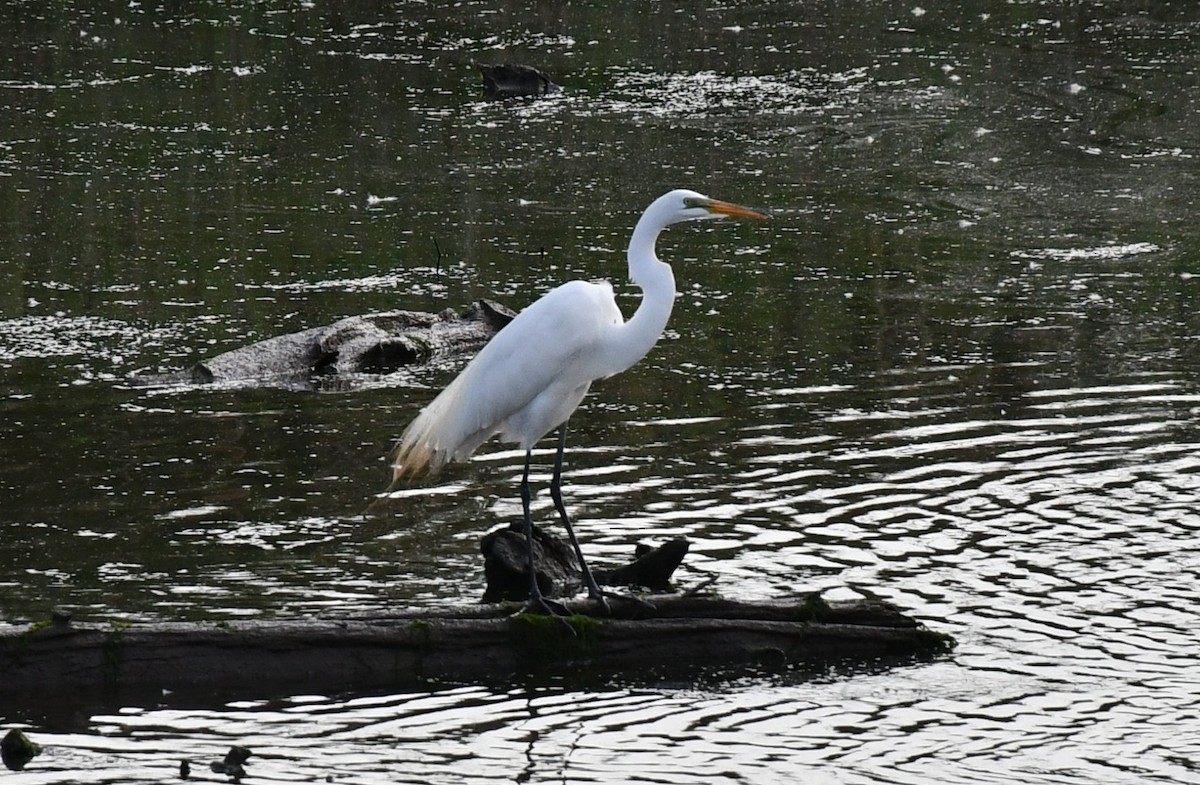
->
xmin=14 ymin=657 xmax=1200 ymax=785
xmin=4 ymin=1 xmax=1200 ymax=783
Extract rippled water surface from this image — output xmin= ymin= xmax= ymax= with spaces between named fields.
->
xmin=3 ymin=1 xmax=1200 ymax=783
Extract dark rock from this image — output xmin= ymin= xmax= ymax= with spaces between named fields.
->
xmin=477 ymin=63 xmax=561 ymax=99
xmin=210 ymin=760 xmax=246 ymax=780
xmin=481 ymin=522 xmax=688 ymax=602
xmin=481 ymin=522 xmax=579 ymax=602
xmin=594 ymin=538 xmax=689 ymax=591
xmin=224 ymin=746 xmax=252 ymax=767
xmin=1 ymin=729 xmax=42 ymax=772
xmin=206 ymin=746 xmax=251 ymax=780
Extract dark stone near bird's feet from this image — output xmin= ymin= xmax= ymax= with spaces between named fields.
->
xmin=481 ymin=522 xmax=579 ymax=603
xmin=480 ymin=521 xmax=688 ymax=603
xmin=477 ymin=63 xmax=561 ymax=99
xmin=127 ymin=300 xmax=515 ymax=390
xmin=1 ymin=729 xmax=42 ymax=772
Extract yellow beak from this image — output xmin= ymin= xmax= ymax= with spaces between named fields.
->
xmin=705 ymin=199 xmax=769 ymax=220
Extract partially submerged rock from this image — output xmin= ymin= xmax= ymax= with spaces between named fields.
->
xmin=477 ymin=63 xmax=561 ymax=99
xmin=1 ymin=729 xmax=41 ymax=772
xmin=209 ymin=746 xmax=252 ymax=780
xmin=129 ymin=300 xmax=514 ymax=389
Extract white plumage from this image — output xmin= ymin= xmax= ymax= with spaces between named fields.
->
xmin=390 ymin=188 xmax=766 ymax=610
xmin=394 ymin=278 xmax=626 ymax=474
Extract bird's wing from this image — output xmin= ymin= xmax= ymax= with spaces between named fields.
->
xmin=393 ymin=280 xmax=623 ymax=477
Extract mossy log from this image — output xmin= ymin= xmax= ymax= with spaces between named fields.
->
xmin=0 ymin=594 xmax=953 ymax=700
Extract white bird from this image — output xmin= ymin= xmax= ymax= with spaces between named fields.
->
xmin=392 ymin=189 xmax=767 ymax=613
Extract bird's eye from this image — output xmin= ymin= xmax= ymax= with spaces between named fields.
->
xmin=682 ymin=197 xmax=703 ymax=209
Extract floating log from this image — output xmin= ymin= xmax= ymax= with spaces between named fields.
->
xmin=128 ymin=299 xmax=514 ymax=389
xmin=0 ymin=592 xmax=953 ymax=700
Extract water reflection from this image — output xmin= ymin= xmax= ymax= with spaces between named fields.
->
xmin=4 ymin=0 xmax=1200 ymax=783
xmin=12 ymin=663 xmax=1199 ymax=785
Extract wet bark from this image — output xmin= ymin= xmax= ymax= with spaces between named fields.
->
xmin=0 ymin=593 xmax=953 ymax=700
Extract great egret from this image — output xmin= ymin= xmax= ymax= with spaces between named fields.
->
xmin=392 ymin=188 xmax=767 ymax=613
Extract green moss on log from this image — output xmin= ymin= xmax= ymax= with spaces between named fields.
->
xmin=509 ymin=613 xmax=600 ymax=663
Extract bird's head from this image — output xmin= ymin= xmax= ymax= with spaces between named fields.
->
xmin=653 ymin=188 xmax=769 ymax=226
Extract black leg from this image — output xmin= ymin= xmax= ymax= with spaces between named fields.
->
xmin=549 ymin=422 xmax=610 ymax=612
xmin=520 ymin=449 xmax=572 ymax=621
xmin=520 ymin=449 xmax=541 ymax=604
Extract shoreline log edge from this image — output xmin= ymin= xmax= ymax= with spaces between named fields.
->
xmin=0 ymin=595 xmax=955 ymax=698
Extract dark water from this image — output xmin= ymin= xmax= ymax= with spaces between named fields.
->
xmin=3 ymin=1 xmax=1200 ymax=783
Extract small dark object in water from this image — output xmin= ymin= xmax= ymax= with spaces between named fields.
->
xmin=210 ymin=760 xmax=245 ymax=780
xmin=224 ymin=746 xmax=252 ymax=767
xmin=209 ymin=746 xmax=251 ymax=780
xmin=478 ymin=63 xmax=561 ymax=99
xmin=1 ymin=729 xmax=42 ymax=771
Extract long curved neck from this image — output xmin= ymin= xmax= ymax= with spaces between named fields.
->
xmin=607 ymin=213 xmax=677 ymax=375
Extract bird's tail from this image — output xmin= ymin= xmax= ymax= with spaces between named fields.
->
xmin=385 ymin=375 xmax=491 ymax=489
xmin=390 ymin=439 xmax=436 ymax=485
xmin=366 ymin=443 xmax=433 ymax=515
xmin=388 ymin=399 xmax=455 ymax=486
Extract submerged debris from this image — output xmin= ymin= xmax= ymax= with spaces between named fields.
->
xmin=477 ymin=63 xmax=561 ymax=99
xmin=209 ymin=746 xmax=252 ymax=780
